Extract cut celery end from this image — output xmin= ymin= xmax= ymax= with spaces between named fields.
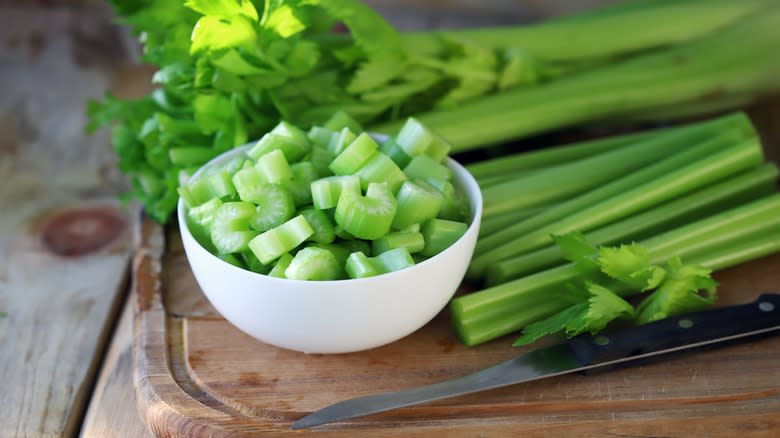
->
xmin=219 ymin=253 xmax=245 ymax=269
xmin=307 ymin=126 xmax=334 ymax=148
xmin=392 ymin=181 xmax=443 ymax=230
xmin=185 ymin=169 xmax=237 ymax=207
xmin=323 ymin=110 xmax=363 ymax=134
xmin=248 ymin=215 xmax=314 ymax=264
xmin=210 ymin=202 xmax=258 ymax=254
xmin=255 ymin=148 xmax=293 ymax=183
xmin=248 ymin=121 xmax=311 ymax=163
xmin=311 ymin=175 xmax=361 ymax=210
xmin=285 ymin=246 xmax=342 ymax=281
xmin=301 ymin=208 xmax=336 ymax=244
xmin=395 ymin=117 xmax=434 ymax=157
xmin=169 ymin=147 xmax=219 ymax=167
xmin=188 ymin=197 xmax=223 ymax=227
xmin=374 ymin=247 xmax=415 ymax=273
xmin=268 ymin=253 xmax=293 ymax=278
xmin=380 ymin=138 xmax=412 ymax=168
xmin=232 ymin=167 xmax=268 ymax=203
xmin=421 ymin=218 xmax=468 ymax=257
xmin=404 ymin=155 xmax=451 ymax=182
xmin=329 ymin=133 xmax=379 ymax=176
xmin=335 ymin=182 xmax=397 ymax=240
xmin=287 ymin=162 xmax=319 ymax=206
xmin=425 ymin=135 xmax=452 ymax=163
xmin=372 ymin=231 xmax=425 ymax=254
xmin=249 ymin=185 xmax=295 ymax=232
xmin=327 ymin=127 xmax=357 ymax=156
xmin=345 ymin=252 xmax=381 ymax=279
xmin=355 ymin=153 xmax=407 ymax=193
xmin=310 ymin=146 xmax=336 ymax=177
xmin=240 ymin=251 xmax=272 ymax=274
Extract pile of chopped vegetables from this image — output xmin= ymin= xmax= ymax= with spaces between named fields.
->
xmin=181 ymin=113 xmax=469 ymax=280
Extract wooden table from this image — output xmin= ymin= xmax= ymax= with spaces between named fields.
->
xmin=1 ymin=2 xmax=778 ymax=437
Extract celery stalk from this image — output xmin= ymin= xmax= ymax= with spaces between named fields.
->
xmin=486 ymin=164 xmax=779 ymax=283
xmin=373 ymin=9 xmax=780 ymax=152
xmin=452 ymin=194 xmax=780 ymax=346
xmin=470 ymin=129 xmax=761 ymax=277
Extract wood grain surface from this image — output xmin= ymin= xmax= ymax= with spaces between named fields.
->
xmin=0 ymin=3 xmax=143 ymax=437
xmin=132 ymin=212 xmax=780 ymax=437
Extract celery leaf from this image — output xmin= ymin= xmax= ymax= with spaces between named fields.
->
xmin=597 ymin=243 xmax=666 ymax=290
xmin=635 ymin=257 xmax=718 ymax=324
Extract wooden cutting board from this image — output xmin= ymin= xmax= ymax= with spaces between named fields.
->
xmin=132 ymin=216 xmax=780 ymax=437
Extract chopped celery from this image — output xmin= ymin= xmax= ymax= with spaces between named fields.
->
xmin=247 ymin=121 xmax=310 ymax=163
xmin=394 ymin=117 xmax=434 ymax=157
xmin=420 ymin=219 xmax=468 ymax=257
xmin=248 ymin=215 xmax=314 ymax=264
xmin=329 ymin=133 xmax=379 ymax=176
xmin=310 ymin=175 xmax=361 ymax=210
xmin=301 ymin=208 xmax=336 ymax=244
xmin=268 ymin=253 xmax=294 ymax=278
xmin=210 ymin=202 xmax=258 ymax=254
xmin=285 ymin=247 xmax=342 ymax=281
xmin=335 ymin=182 xmax=397 ymax=240
xmin=249 ymin=184 xmax=295 ymax=232
xmin=403 ymin=155 xmax=451 ymax=182
xmin=392 ymin=181 xmax=442 ymax=230
xmin=254 ymin=149 xmax=293 ymax=184
xmin=345 ymin=248 xmax=415 ymax=279
xmin=380 ymin=138 xmax=412 ymax=168
xmin=287 ymin=162 xmax=319 ymax=206
xmin=355 ymin=153 xmax=407 ymax=193
xmin=372 ymin=231 xmax=425 ymax=254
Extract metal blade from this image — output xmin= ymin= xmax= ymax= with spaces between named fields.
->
xmin=291 ymin=324 xmax=780 ymax=429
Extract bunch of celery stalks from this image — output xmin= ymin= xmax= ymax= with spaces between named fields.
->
xmin=93 ymin=0 xmax=780 ymax=347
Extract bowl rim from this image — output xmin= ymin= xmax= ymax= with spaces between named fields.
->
xmin=177 ymin=142 xmax=483 ymax=287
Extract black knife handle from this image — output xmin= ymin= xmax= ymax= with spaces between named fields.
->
xmin=567 ymin=293 xmax=780 ymax=367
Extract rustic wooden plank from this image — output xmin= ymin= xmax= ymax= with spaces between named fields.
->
xmin=0 ymin=3 xmax=142 ymax=437
xmin=79 ymin=292 xmax=155 ymax=438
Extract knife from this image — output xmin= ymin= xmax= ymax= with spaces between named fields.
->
xmin=292 ymin=293 xmax=780 ymax=429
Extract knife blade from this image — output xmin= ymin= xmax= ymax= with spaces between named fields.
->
xmin=292 ymin=293 xmax=780 ymax=429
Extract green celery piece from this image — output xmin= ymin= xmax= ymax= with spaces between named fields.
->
xmin=487 ymin=163 xmax=779 ymax=283
xmin=403 ymin=155 xmax=451 ymax=183
xmin=335 ymin=182 xmax=397 ymax=240
xmin=219 ymin=253 xmax=245 ymax=268
xmin=310 ymin=175 xmax=360 ymax=210
xmin=347 ymin=56 xmax=407 ymax=94
xmin=392 ymin=181 xmax=443 ymax=230
xmin=424 ymin=135 xmax=452 ymax=163
xmin=422 ymin=178 xmax=466 ymax=222
xmin=286 ymin=162 xmax=319 ymax=206
xmin=308 ymin=126 xmax=334 ymax=148
xmin=323 ymin=110 xmax=363 ymax=133
xmin=327 ymin=127 xmax=358 ymax=156
xmin=513 ymin=282 xmax=634 ymax=346
xmin=240 ymin=250 xmax=272 ymax=274
xmin=634 ymin=257 xmax=717 ymax=325
xmin=345 ymin=251 xmax=382 ymax=279
xmin=248 ymin=215 xmax=314 ymax=264
xmin=186 ymin=197 xmax=223 ymax=252
xmin=451 ymin=194 xmax=780 ymax=346
xmin=372 ymin=231 xmax=425 ymax=255
xmin=248 ymin=184 xmax=295 ymax=232
xmin=181 ymin=169 xmax=237 ymax=207
xmin=338 ymin=239 xmax=372 ymax=257
xmin=329 ymin=133 xmax=379 ymax=176
xmin=301 ymin=208 xmax=336 ymax=245
xmin=309 ymin=146 xmax=336 ymax=177
xmin=394 ymin=117 xmax=434 ymax=157
xmin=471 ymin=130 xmax=761 ymax=278
xmin=248 ymin=120 xmax=311 ymax=163
xmin=550 ymin=232 xmax=600 ymax=274
xmin=355 ymin=153 xmax=407 ymax=193
xmin=420 ymin=219 xmax=468 ymax=257
xmin=254 ymin=149 xmax=293 ymax=184
xmin=268 ymin=253 xmax=294 ymax=278
xmin=169 ymin=146 xmax=218 ymax=167
xmin=210 ymin=202 xmax=258 ymax=254
xmin=285 ymin=246 xmax=342 ymax=281
xmin=380 ymin=138 xmax=412 ymax=169
xmin=345 ymin=247 xmax=415 ymax=279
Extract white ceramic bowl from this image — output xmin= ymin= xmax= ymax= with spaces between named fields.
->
xmin=178 ymin=144 xmax=482 ymax=354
